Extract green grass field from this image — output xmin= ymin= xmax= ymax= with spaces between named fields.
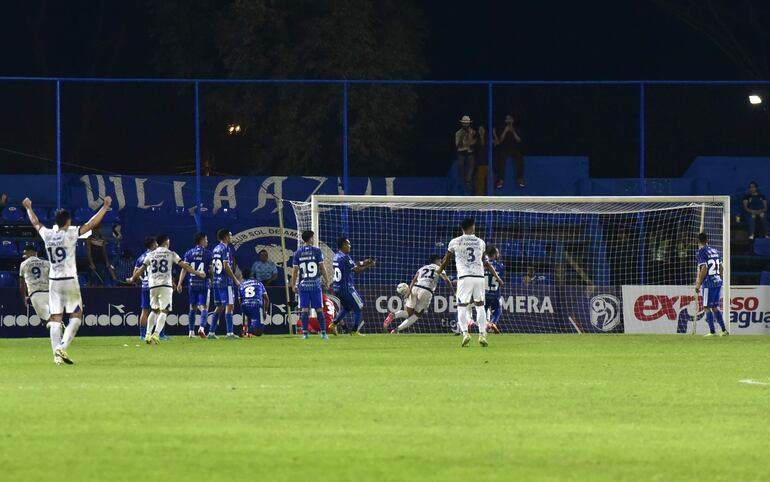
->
xmin=1 ymin=334 xmax=769 ymax=482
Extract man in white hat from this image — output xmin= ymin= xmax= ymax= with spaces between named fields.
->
xmin=455 ymin=115 xmax=477 ymax=192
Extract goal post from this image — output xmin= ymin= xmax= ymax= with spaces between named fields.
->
xmin=290 ymin=195 xmax=730 ymax=335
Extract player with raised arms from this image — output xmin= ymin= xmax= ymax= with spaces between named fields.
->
xmin=239 ymin=270 xmax=270 ymax=337
xmin=291 ymin=230 xmax=330 ymax=339
xmin=208 ymin=229 xmax=241 ymax=339
xmin=694 ymin=232 xmax=728 ymax=337
xmin=18 ymin=244 xmax=57 ymax=362
xmin=134 ymin=236 xmax=157 ymax=340
xmin=484 ymin=245 xmax=504 ymax=334
xmin=383 ymin=255 xmax=454 ymax=333
xmin=23 ymin=195 xmax=112 ymax=364
xmin=128 ymin=234 xmax=205 ymax=344
xmin=438 ymin=217 xmax=503 ymax=347
xmin=176 ymin=232 xmax=213 ymax=338
xmin=330 ymin=237 xmax=375 ymax=336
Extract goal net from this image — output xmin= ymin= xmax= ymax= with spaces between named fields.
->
xmin=290 ymin=196 xmax=730 ymax=335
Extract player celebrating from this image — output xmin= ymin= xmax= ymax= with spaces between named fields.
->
xmin=438 ymin=217 xmax=503 ymax=347
xmin=134 ymin=236 xmax=157 ymax=340
xmin=128 ymin=234 xmax=205 ymax=344
xmin=209 ymin=229 xmax=240 ymax=339
xmin=694 ymin=232 xmax=727 ymax=337
xmin=19 ymin=245 xmax=58 ymax=363
xmin=383 ymin=255 xmax=454 ymax=333
xmin=23 ymin=196 xmax=112 ymax=364
xmin=484 ymin=246 xmax=504 ymax=334
xmin=239 ymin=270 xmax=270 ymax=337
xmin=330 ymin=237 xmax=375 ymax=336
xmin=177 ymin=232 xmax=212 ymax=338
xmin=291 ymin=230 xmax=330 ymax=339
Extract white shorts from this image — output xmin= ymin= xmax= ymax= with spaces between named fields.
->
xmin=456 ymin=277 xmax=485 ymax=304
xmin=150 ymin=287 xmax=173 ymax=311
xmin=405 ymin=286 xmax=433 ymax=313
xmin=49 ymin=279 xmax=83 ymax=316
xmin=30 ymin=291 xmax=51 ymax=321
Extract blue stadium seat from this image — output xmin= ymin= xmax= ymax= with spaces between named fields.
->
xmin=761 ymin=271 xmax=770 ymax=286
xmin=2 ymin=206 xmax=25 ymax=223
xmin=0 ymin=240 xmax=18 ymax=257
xmin=216 ymin=207 xmax=238 ymax=220
xmin=753 ymin=238 xmax=770 ymax=256
xmin=0 ymin=272 xmax=17 ymax=288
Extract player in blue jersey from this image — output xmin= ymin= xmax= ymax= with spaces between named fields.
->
xmin=695 ymin=232 xmax=728 ymax=337
xmin=176 ymin=232 xmax=213 ymax=338
xmin=209 ymin=229 xmax=241 ymax=339
xmin=483 ymin=246 xmax=504 ymax=334
xmin=134 ymin=236 xmax=157 ymax=340
xmin=291 ymin=230 xmax=330 ymax=339
xmin=330 ymin=237 xmax=376 ymax=336
xmin=239 ymin=270 xmax=270 ymax=337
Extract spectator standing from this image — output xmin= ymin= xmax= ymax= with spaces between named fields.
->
xmin=493 ymin=114 xmax=525 ymax=189
xmin=742 ymin=181 xmax=769 ymax=240
xmin=250 ymin=249 xmax=278 ymax=286
xmin=455 ymin=115 xmax=477 ymax=192
xmin=86 ymin=227 xmax=118 ymax=286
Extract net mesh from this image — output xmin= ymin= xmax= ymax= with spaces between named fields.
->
xmin=290 ymin=197 xmax=727 ymax=334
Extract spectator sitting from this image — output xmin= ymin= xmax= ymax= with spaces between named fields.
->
xmin=250 ymin=249 xmax=278 ymax=286
xmin=86 ymin=227 xmax=118 ymax=286
xmin=455 ymin=115 xmax=477 ymax=192
xmin=493 ymin=114 xmax=525 ymax=189
xmin=742 ymin=181 xmax=769 ymax=240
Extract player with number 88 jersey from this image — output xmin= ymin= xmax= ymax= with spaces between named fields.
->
xmin=292 ymin=230 xmax=330 ymax=339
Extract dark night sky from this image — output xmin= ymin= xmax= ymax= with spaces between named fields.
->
xmin=1 ymin=1 xmax=768 ymax=179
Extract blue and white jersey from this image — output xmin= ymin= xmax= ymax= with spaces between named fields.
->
xmin=696 ymin=245 xmax=723 ymax=287
xmin=486 ymin=259 xmax=505 ymax=299
xmin=332 ymin=251 xmax=356 ymax=293
xmin=135 ymin=249 xmax=152 ymax=289
xmin=212 ymin=242 xmax=233 ymax=289
xmin=183 ymin=246 xmax=212 ymax=289
xmin=292 ymin=245 xmax=324 ymax=291
xmin=239 ymin=279 xmax=266 ymax=308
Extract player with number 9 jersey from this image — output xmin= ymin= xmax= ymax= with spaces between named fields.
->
xmin=212 ymin=242 xmax=236 ymax=305
xmin=19 ymin=247 xmax=51 ymax=322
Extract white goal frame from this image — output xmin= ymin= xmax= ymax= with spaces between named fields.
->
xmin=308 ymin=195 xmax=731 ymax=331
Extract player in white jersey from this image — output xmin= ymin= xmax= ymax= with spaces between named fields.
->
xmin=383 ymin=255 xmax=454 ymax=333
xmin=23 ymin=196 xmax=113 ymax=365
xmin=439 ymin=217 xmax=503 ymax=347
xmin=128 ymin=234 xmax=205 ymax=344
xmin=18 ymin=245 xmax=60 ymax=362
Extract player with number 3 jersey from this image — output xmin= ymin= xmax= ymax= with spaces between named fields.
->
xmin=695 ymin=232 xmax=727 ymax=337
xmin=292 ymin=230 xmax=330 ymax=339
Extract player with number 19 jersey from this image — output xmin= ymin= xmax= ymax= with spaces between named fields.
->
xmin=39 ymin=225 xmax=86 ymax=315
xmin=696 ymin=244 xmax=723 ymax=308
xmin=183 ymin=245 xmax=212 ymax=307
xmin=212 ymin=242 xmax=235 ymax=306
xmin=293 ymin=244 xmax=325 ymax=309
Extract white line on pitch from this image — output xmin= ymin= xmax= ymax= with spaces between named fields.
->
xmin=739 ymin=379 xmax=770 ymax=386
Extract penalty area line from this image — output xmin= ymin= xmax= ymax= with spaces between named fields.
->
xmin=739 ymin=379 xmax=770 ymax=386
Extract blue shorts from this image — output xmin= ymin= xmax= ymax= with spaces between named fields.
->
xmin=298 ymin=288 xmax=323 ymax=309
xmin=242 ymin=304 xmax=263 ymax=327
xmin=140 ymin=288 xmax=150 ymax=309
xmin=336 ymin=288 xmax=364 ymax=312
xmin=486 ymin=296 xmax=502 ymax=323
xmin=213 ymin=286 xmax=235 ymax=306
xmin=189 ymin=286 xmax=210 ymax=307
xmin=701 ymin=283 xmax=722 ymax=308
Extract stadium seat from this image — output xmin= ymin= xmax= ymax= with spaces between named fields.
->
xmin=753 ymin=238 xmax=770 ymax=256
xmin=2 ymin=206 xmax=25 ymax=223
xmin=216 ymin=207 xmax=238 ymax=220
xmin=0 ymin=272 xmax=17 ymax=288
xmin=0 ymin=240 xmax=18 ymax=257
xmin=760 ymin=271 xmax=770 ymax=286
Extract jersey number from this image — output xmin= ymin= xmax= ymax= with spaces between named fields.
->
xmin=31 ymin=266 xmax=42 ymax=279
xmin=466 ymin=247 xmax=476 ymax=263
xmin=706 ymin=259 xmax=721 ymax=276
xmin=487 ymin=274 xmax=499 ymax=291
xmin=420 ymin=267 xmax=437 ymax=279
xmin=244 ymin=286 xmax=256 ymax=298
xmin=46 ymin=247 xmax=66 ymax=264
xmin=213 ymin=259 xmax=224 ymax=275
xmin=150 ymin=259 xmax=169 ymax=273
xmin=299 ymin=262 xmax=318 ymax=279
xmin=333 ymin=266 xmax=342 ymax=282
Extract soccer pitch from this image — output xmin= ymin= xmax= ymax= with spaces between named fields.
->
xmin=1 ymin=334 xmax=769 ymax=482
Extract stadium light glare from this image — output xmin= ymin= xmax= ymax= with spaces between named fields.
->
xmin=749 ymin=94 xmax=762 ymax=105
xmin=227 ymin=123 xmax=242 ymax=135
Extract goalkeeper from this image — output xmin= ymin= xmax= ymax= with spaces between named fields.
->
xmin=384 ymin=255 xmax=454 ymax=333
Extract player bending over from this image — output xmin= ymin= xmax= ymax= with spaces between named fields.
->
xmin=208 ymin=229 xmax=241 ymax=339
xmin=177 ymin=232 xmax=213 ymax=338
xmin=239 ymin=270 xmax=269 ymax=337
xmin=438 ymin=217 xmax=503 ymax=347
xmin=134 ymin=236 xmax=157 ymax=340
xmin=330 ymin=237 xmax=375 ymax=336
xmin=292 ymin=230 xmax=330 ymax=339
xmin=24 ymin=196 xmax=112 ymax=364
xmin=383 ymin=255 xmax=454 ymax=333
xmin=129 ymin=234 xmax=205 ymax=344
xmin=19 ymin=244 xmax=57 ymax=362
xmin=484 ymin=246 xmax=504 ymax=334
xmin=695 ymin=232 xmax=728 ymax=337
